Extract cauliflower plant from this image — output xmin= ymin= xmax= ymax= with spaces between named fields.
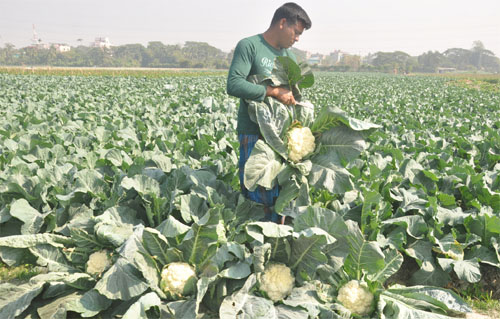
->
xmin=259 ymin=263 xmax=295 ymax=302
xmin=86 ymin=250 xmax=112 ymax=276
xmin=160 ymin=262 xmax=197 ymax=299
xmin=287 ymin=126 xmax=315 ymax=162
xmin=337 ymin=280 xmax=374 ymax=316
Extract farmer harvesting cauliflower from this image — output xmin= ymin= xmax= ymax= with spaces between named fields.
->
xmin=259 ymin=263 xmax=295 ymax=302
xmin=226 ymin=3 xmax=312 ymax=223
xmin=287 ymin=126 xmax=315 ymax=162
xmin=337 ymin=280 xmax=374 ymax=316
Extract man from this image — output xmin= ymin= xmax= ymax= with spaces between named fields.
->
xmin=227 ymin=3 xmax=311 ymax=222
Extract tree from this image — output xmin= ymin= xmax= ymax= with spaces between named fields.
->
xmin=417 ymin=51 xmax=444 ymax=73
xmin=471 ymin=40 xmax=497 ymax=70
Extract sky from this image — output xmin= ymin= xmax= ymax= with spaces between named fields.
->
xmin=0 ymin=0 xmax=499 ymax=57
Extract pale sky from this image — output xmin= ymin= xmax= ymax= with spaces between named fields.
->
xmin=0 ymin=0 xmax=499 ymax=57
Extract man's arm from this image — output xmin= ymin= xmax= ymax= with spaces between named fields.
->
xmin=227 ymin=39 xmax=296 ymax=105
xmin=227 ymin=39 xmax=267 ymax=102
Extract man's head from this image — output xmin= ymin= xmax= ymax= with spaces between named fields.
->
xmin=269 ymin=3 xmax=311 ymax=49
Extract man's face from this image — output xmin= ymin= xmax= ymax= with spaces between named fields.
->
xmin=278 ymin=19 xmax=305 ymax=49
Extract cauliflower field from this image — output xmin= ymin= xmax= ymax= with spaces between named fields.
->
xmin=0 ymin=71 xmax=499 ymax=318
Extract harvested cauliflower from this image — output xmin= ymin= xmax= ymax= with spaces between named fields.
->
xmin=287 ymin=126 xmax=315 ymax=162
xmin=337 ymin=280 xmax=374 ymax=316
xmin=259 ymin=263 xmax=295 ymax=302
xmin=86 ymin=250 xmax=111 ymax=275
xmin=160 ymin=262 xmax=197 ymax=298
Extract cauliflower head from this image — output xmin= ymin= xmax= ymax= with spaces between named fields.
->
xmin=337 ymin=280 xmax=374 ymax=316
xmin=86 ymin=250 xmax=111 ymax=275
xmin=287 ymin=126 xmax=315 ymax=162
xmin=259 ymin=263 xmax=295 ymax=302
xmin=160 ymin=262 xmax=197 ymax=298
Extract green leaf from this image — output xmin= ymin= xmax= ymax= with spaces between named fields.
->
xmin=282 ymin=283 xmax=321 ymax=318
xmin=311 ymin=106 xmax=380 ymax=135
xmin=121 ymin=174 xmax=160 ymax=197
xmin=179 ymin=210 xmax=223 ymax=265
xmin=308 ymin=154 xmax=354 ymax=194
xmin=367 ymin=249 xmax=404 ymax=284
xmin=383 ymin=285 xmax=471 ymax=315
xmin=381 ymin=215 xmax=428 ymax=239
xmin=0 ymin=233 xmax=74 ymax=249
xmin=318 ymin=125 xmax=368 ymax=163
xmin=219 ymin=274 xmax=277 ymax=319
xmin=142 ymin=227 xmax=171 ymax=265
xmin=247 ymin=98 xmax=290 ymax=159
xmin=379 ymin=288 xmax=468 ymax=319
xmin=437 ymin=258 xmax=482 ymax=283
xmin=290 ymin=228 xmax=335 ymax=277
xmin=65 ymin=289 xmax=112 ymax=318
xmin=244 ymin=140 xmax=284 ymax=191
xmin=122 ymin=292 xmax=161 ymax=319
xmin=9 ymin=198 xmax=44 ymax=235
xmin=410 ymin=260 xmax=450 ymax=287
xmin=0 ymin=282 xmax=44 ymax=319
xmin=29 ymin=244 xmax=78 ymax=272
xmin=343 ymin=220 xmax=385 ymax=279
xmin=95 ymin=258 xmax=149 ymax=301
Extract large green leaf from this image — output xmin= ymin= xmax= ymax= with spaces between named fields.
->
xmin=367 ymin=248 xmax=404 ymax=284
xmin=65 ymin=289 xmax=112 ymax=318
xmin=179 ymin=209 xmax=224 ymax=265
xmin=381 ymin=285 xmax=471 ymax=318
xmin=122 ymin=292 xmax=161 ymax=319
xmin=343 ymin=220 xmax=385 ymax=279
xmin=290 ymin=228 xmax=335 ymax=279
xmin=437 ymin=258 xmax=482 ymax=283
xmin=95 ymin=258 xmax=149 ymax=301
xmin=247 ymin=98 xmax=290 ymax=159
xmin=311 ymin=106 xmax=380 ymax=135
xmin=318 ymin=125 xmax=368 ymax=163
xmin=308 ymin=154 xmax=354 ymax=194
xmin=244 ymin=140 xmax=284 ymax=191
xmin=379 ymin=289 xmax=464 ymax=319
xmin=219 ymin=274 xmax=276 ymax=319
xmin=9 ymin=198 xmax=44 ymax=235
xmin=0 ymin=282 xmax=44 ymax=319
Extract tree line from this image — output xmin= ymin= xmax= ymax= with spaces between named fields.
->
xmin=0 ymin=40 xmax=498 ymax=73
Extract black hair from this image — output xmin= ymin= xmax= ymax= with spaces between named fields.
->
xmin=270 ymin=2 xmax=312 ymax=29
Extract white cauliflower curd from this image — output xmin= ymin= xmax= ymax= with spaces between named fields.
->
xmin=160 ymin=262 xmax=197 ymax=298
xmin=86 ymin=250 xmax=111 ymax=275
xmin=259 ymin=263 xmax=295 ymax=302
xmin=287 ymin=126 xmax=315 ymax=162
xmin=337 ymin=280 xmax=374 ymax=316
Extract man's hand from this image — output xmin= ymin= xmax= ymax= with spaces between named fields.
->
xmin=266 ymin=86 xmax=296 ymax=105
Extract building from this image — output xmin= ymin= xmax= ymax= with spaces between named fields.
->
xmin=307 ymin=55 xmax=321 ymax=65
xmin=51 ymin=43 xmax=71 ymax=52
xmin=92 ymin=37 xmax=111 ymax=49
xmin=330 ymin=50 xmax=346 ymax=64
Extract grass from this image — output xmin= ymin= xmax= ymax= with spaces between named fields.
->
xmin=0 ymin=66 xmax=228 ymax=77
xmin=461 ymin=284 xmax=500 ymax=318
xmin=0 ymin=262 xmax=40 ymax=283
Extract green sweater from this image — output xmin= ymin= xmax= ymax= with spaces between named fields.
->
xmin=227 ymin=34 xmax=296 ymax=135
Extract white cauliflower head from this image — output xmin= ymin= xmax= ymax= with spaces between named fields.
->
xmin=287 ymin=126 xmax=315 ymax=162
xmin=86 ymin=250 xmax=112 ymax=275
xmin=160 ymin=262 xmax=197 ymax=298
xmin=259 ymin=263 xmax=295 ymax=302
xmin=337 ymin=280 xmax=374 ymax=316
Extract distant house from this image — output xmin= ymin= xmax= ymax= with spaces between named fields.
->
xmin=329 ymin=50 xmax=345 ymax=64
xmin=437 ymin=67 xmax=456 ymax=73
xmin=92 ymin=37 xmax=111 ymax=49
xmin=307 ymin=55 xmax=322 ymax=65
xmin=51 ymin=43 xmax=71 ymax=52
